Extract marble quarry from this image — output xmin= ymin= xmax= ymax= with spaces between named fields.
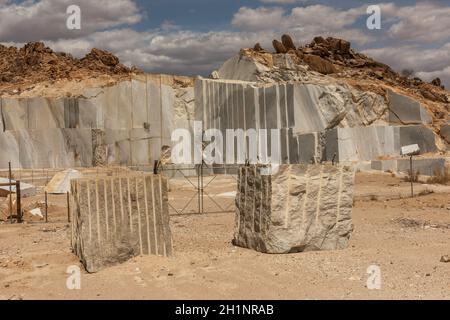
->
xmin=371 ymin=158 xmax=445 ymax=176
xmin=70 ymin=173 xmax=172 ymax=272
xmin=0 ymin=69 xmax=445 ymax=175
xmin=387 ymin=89 xmax=432 ymax=125
xmin=233 ymin=164 xmax=355 ymax=253
xmin=0 ymin=74 xmax=194 ymax=169
xmin=194 ymin=78 xmax=440 ymax=169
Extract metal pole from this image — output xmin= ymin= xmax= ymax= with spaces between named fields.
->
xmin=197 ymin=165 xmax=201 ymax=214
xmin=200 ymin=161 xmax=204 ymax=214
xmin=45 ymin=191 xmax=48 ymax=223
xmin=67 ymin=191 xmax=70 ymax=223
xmin=410 ymin=155 xmax=414 ymax=198
xmin=8 ymin=162 xmax=12 ymax=224
xmin=16 ymin=180 xmax=21 ymax=223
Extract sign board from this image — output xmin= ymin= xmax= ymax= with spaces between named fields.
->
xmin=401 ymin=144 xmax=420 ymax=156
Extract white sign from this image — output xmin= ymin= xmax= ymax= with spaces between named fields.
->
xmin=401 ymin=144 xmax=420 ymax=156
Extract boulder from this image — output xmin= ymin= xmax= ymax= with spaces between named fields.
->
xmin=253 ymin=43 xmax=264 ymax=52
xmin=303 ymin=55 xmax=337 ymax=74
xmin=233 ymin=164 xmax=355 ymax=253
xmin=281 ymin=34 xmax=296 ymax=51
xmin=272 ymin=40 xmax=287 ymax=54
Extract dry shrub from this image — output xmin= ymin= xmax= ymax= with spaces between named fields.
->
xmin=427 ymin=166 xmax=450 ymax=185
xmin=403 ymin=169 xmax=420 ymax=182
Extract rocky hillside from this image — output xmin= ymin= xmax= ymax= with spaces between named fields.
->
xmin=217 ymin=34 xmax=449 ymax=138
xmin=0 ymin=42 xmax=140 ymax=96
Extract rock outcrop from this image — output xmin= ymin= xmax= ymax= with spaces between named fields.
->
xmin=0 ymin=42 xmax=141 ymax=96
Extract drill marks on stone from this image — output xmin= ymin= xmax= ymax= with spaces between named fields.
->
xmin=234 ymin=164 xmax=354 ymax=253
xmin=161 ymin=175 xmax=173 ymax=256
xmin=119 ymin=177 xmax=124 ymax=221
xmin=87 ymin=181 xmax=92 ymax=242
xmin=70 ymin=174 xmax=173 ymax=272
xmin=110 ymin=179 xmax=117 ymax=234
xmin=284 ymin=165 xmax=292 ymax=229
xmin=314 ymin=166 xmax=324 ymax=229
xmin=158 ymin=175 xmax=167 ymax=256
xmin=150 ymin=175 xmax=159 ymax=255
xmin=333 ymin=166 xmax=344 ymax=249
xmin=135 ymin=177 xmax=143 ymax=255
xmin=251 ymin=166 xmax=257 ymax=232
xmin=143 ymin=175 xmax=152 ymax=255
xmin=127 ymin=177 xmax=133 ymax=233
xmin=95 ymin=180 xmax=101 ymax=246
xmin=103 ymin=179 xmax=109 ymax=240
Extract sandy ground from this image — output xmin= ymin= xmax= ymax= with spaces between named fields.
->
xmin=0 ymin=171 xmax=449 ymax=300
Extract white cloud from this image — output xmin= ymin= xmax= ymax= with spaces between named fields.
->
xmin=380 ymin=2 xmax=450 ymax=43
xmin=0 ymin=0 xmax=449 ymax=88
xmin=0 ymin=0 xmax=142 ymax=42
xmin=232 ymin=7 xmax=286 ymax=31
xmin=363 ymin=42 xmax=450 ymax=87
xmin=232 ymin=4 xmax=373 ymax=45
xmin=259 ymin=0 xmax=307 ymax=3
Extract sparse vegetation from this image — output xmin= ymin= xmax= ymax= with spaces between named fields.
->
xmin=427 ymin=166 xmax=450 ymax=185
xmin=403 ymin=169 xmax=420 ymax=182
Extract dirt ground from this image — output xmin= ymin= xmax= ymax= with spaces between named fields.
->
xmin=0 ymin=171 xmax=449 ymax=300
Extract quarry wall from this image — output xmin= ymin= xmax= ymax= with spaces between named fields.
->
xmin=0 ymin=74 xmax=194 ymax=169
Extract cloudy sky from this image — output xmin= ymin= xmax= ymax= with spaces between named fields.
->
xmin=1 ymin=0 xmax=450 ymax=87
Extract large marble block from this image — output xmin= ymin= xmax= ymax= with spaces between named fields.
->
xmin=233 ymin=164 xmax=355 ymax=253
xmin=70 ymin=174 xmax=173 ymax=273
xmin=388 ymin=90 xmax=432 ymax=125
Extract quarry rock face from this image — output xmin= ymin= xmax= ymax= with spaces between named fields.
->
xmin=388 ymin=89 xmax=432 ymax=125
xmin=0 ymin=74 xmax=195 ymax=169
xmin=233 ymin=164 xmax=355 ymax=253
xmin=441 ymin=123 xmax=450 ymax=144
xmin=70 ymin=174 xmax=172 ymax=273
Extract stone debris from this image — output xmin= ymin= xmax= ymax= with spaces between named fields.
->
xmin=70 ymin=174 xmax=172 ymax=273
xmin=233 ymin=164 xmax=355 ymax=253
xmin=0 ymin=177 xmax=36 ymax=197
xmin=45 ymin=169 xmax=82 ymax=194
xmin=29 ymin=208 xmax=43 ymax=219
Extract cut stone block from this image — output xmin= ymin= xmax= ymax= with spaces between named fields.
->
xmin=0 ymin=177 xmax=36 ymax=197
xmin=440 ymin=123 xmax=450 ymax=144
xmin=233 ymin=164 xmax=355 ymax=253
xmin=70 ymin=174 xmax=172 ymax=273
xmin=371 ymin=158 xmax=445 ymax=176
xmin=45 ymin=169 xmax=82 ymax=194
xmin=388 ymin=90 xmax=432 ymax=125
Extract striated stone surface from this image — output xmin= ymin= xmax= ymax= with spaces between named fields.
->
xmin=0 ymin=74 xmax=195 ymax=169
xmin=233 ymin=164 xmax=355 ymax=253
xmin=388 ymin=89 xmax=432 ymax=125
xmin=440 ymin=122 xmax=450 ymax=144
xmin=70 ymin=174 xmax=172 ymax=272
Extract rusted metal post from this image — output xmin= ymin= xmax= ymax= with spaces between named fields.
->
xmin=8 ymin=162 xmax=12 ymax=224
xmin=16 ymin=180 xmax=21 ymax=223
xmin=410 ymin=155 xmax=414 ymax=198
xmin=45 ymin=191 xmax=48 ymax=223
xmin=67 ymin=191 xmax=70 ymax=223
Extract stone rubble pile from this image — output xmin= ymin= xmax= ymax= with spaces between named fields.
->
xmin=0 ymin=42 xmax=140 ymax=94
